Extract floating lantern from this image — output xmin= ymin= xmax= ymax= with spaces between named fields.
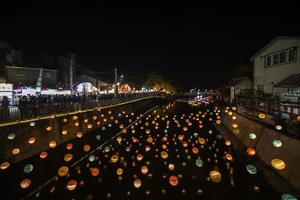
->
xmin=62 ymin=130 xmax=68 ymax=135
xmin=232 ymin=123 xmax=238 ymax=128
xmin=23 ymin=164 xmax=33 ymax=174
xmin=247 ymin=148 xmax=256 ymax=156
xmin=64 ymin=154 xmax=73 ymax=162
xmin=20 ymin=179 xmax=31 ymax=189
xmin=93 ymin=116 xmax=98 ymax=120
xmin=116 ymin=168 xmax=123 ymax=176
xmin=111 ymin=155 xmax=119 ymax=163
xmin=192 ymin=147 xmax=199 ymax=154
xmin=199 ymin=138 xmax=206 ymax=145
xmin=72 ymin=116 xmax=78 ymax=121
xmin=66 ymin=143 xmax=73 ymax=150
xmin=28 ymin=137 xmax=36 ymax=144
xmin=225 ymin=153 xmax=233 ymax=161
xmin=0 ymin=162 xmax=10 ymax=170
xmin=275 ymin=125 xmax=283 ymax=130
xmin=136 ymin=154 xmax=143 ymax=161
xmin=195 ymin=158 xmax=203 ymax=167
xmin=88 ymin=155 xmax=96 ymax=162
xmin=12 ymin=148 xmax=20 ymax=155
xmin=83 ymin=145 xmax=91 ymax=152
xmin=87 ymin=124 xmax=93 ymax=129
xmin=228 ymin=111 xmax=233 ymax=116
xmin=168 ymin=163 xmax=175 ymax=171
xmin=58 ymin=166 xmax=69 ymax=176
xmin=63 ymin=118 xmax=68 ymax=123
xmin=225 ymin=140 xmax=231 ymax=146
xmin=258 ymin=113 xmax=266 ymax=119
xmin=272 ymin=140 xmax=282 ymax=148
xmin=146 ymin=136 xmax=153 ymax=143
xmin=209 ymin=170 xmax=222 ymax=183
xmin=67 ymin=180 xmax=77 ymax=191
xmin=169 ymin=175 xmax=179 ymax=186
xmin=246 ymin=164 xmax=257 ymax=174
xmin=141 ymin=165 xmax=149 ymax=175
xmin=49 ymin=140 xmax=57 ymax=148
xmin=7 ymin=133 xmax=16 ymax=140
xmin=271 ymin=159 xmax=286 ymax=170
xmin=249 ymin=133 xmax=256 ymax=139
xmin=40 ymin=151 xmax=48 ymax=159
xmin=281 ymin=193 xmax=297 ymax=200
xmin=161 ymin=151 xmax=168 ymax=159
xmin=46 ymin=126 xmax=52 ymax=131
xmin=91 ymin=167 xmax=100 ymax=176
xmin=133 ymin=179 xmax=142 ymax=188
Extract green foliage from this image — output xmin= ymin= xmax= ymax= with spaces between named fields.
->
xmin=146 ymin=71 xmax=177 ymax=93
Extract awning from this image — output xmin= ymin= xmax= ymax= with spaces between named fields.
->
xmin=274 ymin=73 xmax=300 ymax=88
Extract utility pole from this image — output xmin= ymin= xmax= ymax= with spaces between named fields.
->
xmin=114 ymin=67 xmax=118 ymax=98
xmin=70 ymin=57 xmax=73 ymax=94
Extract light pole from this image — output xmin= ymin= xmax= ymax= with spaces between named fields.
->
xmin=114 ymin=67 xmax=118 ymax=98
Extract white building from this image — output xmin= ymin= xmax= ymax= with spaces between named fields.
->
xmin=251 ymin=36 xmax=300 ymax=100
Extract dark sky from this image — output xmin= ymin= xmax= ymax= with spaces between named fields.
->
xmin=1 ymin=2 xmax=300 ymax=89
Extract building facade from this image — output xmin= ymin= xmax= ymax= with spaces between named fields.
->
xmin=251 ymin=37 xmax=300 ymax=95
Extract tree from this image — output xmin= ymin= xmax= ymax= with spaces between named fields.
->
xmin=146 ymin=71 xmax=177 ymax=93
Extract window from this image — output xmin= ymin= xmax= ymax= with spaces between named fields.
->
xmin=16 ymin=70 xmax=25 ymax=77
xmin=43 ymin=72 xmax=51 ymax=78
xmin=273 ymin=54 xmax=279 ymax=65
xmin=257 ymin=85 xmax=264 ymax=92
xmin=266 ymin=56 xmax=272 ymax=67
xmin=288 ymin=48 xmax=296 ymax=62
xmin=279 ymin=52 xmax=286 ymax=63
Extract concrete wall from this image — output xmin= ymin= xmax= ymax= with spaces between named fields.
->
xmin=0 ymin=97 xmax=168 ymax=164
xmin=220 ymin=110 xmax=300 ymax=192
xmin=253 ymin=38 xmax=300 ymax=94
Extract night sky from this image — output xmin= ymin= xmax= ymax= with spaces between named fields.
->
xmin=1 ymin=2 xmax=300 ymax=89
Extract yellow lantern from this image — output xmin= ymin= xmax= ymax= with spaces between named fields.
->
xmin=58 ymin=166 xmax=69 ymax=177
xmin=209 ymin=170 xmax=222 ymax=183
xmin=271 ymin=159 xmax=286 ymax=170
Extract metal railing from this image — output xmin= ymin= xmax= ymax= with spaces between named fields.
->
xmin=0 ymin=93 xmax=165 ymax=124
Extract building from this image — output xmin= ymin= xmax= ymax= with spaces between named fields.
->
xmin=75 ymin=72 xmax=110 ymax=94
xmin=251 ymin=36 xmax=300 ymax=98
xmin=227 ymin=77 xmax=252 ymax=103
xmin=4 ymin=66 xmax=59 ymax=87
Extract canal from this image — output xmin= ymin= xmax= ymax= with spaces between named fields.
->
xmin=0 ymin=101 xmax=298 ymax=199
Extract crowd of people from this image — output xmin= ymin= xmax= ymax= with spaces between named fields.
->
xmin=0 ymin=92 xmax=162 ymax=121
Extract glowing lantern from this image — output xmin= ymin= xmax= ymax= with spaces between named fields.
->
xmin=228 ymin=111 xmax=233 ymax=116
xmin=40 ymin=151 xmax=48 ymax=159
xmin=247 ymin=148 xmax=256 ymax=156
xmin=232 ymin=123 xmax=238 ymax=128
xmin=258 ymin=113 xmax=266 ymax=119
xmin=133 ymin=179 xmax=142 ymax=188
xmin=297 ymin=116 xmax=300 ymax=121
xmin=246 ymin=164 xmax=257 ymax=174
xmin=225 ymin=153 xmax=233 ymax=161
xmin=111 ymin=155 xmax=119 ymax=163
xmin=141 ymin=165 xmax=149 ymax=175
xmin=225 ymin=140 xmax=231 ymax=146
xmin=136 ymin=154 xmax=143 ymax=161
xmin=72 ymin=116 xmax=78 ymax=121
xmin=66 ymin=143 xmax=73 ymax=150
xmin=93 ymin=116 xmax=97 ymax=120
xmin=46 ymin=126 xmax=52 ymax=131
xmin=161 ymin=151 xmax=168 ymax=159
xmin=91 ymin=167 xmax=100 ymax=176
xmin=58 ymin=166 xmax=69 ymax=176
xmin=168 ymin=163 xmax=175 ymax=171
xmin=275 ymin=125 xmax=283 ymax=130
xmin=183 ymin=126 xmax=188 ymax=131
xmin=30 ymin=121 xmax=35 ymax=127
xmin=192 ymin=147 xmax=199 ymax=154
xmin=23 ymin=164 xmax=33 ymax=174
xmin=195 ymin=158 xmax=203 ymax=167
xmin=146 ymin=137 xmax=153 ymax=143
xmin=249 ymin=133 xmax=256 ymax=139
xmin=64 ymin=154 xmax=73 ymax=162
xmin=209 ymin=170 xmax=222 ymax=183
xmin=49 ymin=140 xmax=57 ymax=148
xmin=116 ymin=168 xmax=123 ymax=176
xmin=28 ymin=137 xmax=36 ymax=144
xmin=216 ymin=120 xmax=221 ymax=124
xmin=20 ymin=179 xmax=31 ymax=189
xmin=117 ymin=137 xmax=122 ymax=144
xmin=77 ymin=132 xmax=83 ymax=138
xmin=169 ymin=175 xmax=179 ymax=186
xmin=62 ymin=130 xmax=68 ymax=135
xmin=67 ymin=180 xmax=77 ymax=191
xmin=7 ymin=133 xmax=16 ymax=140
xmin=83 ymin=145 xmax=91 ymax=152
xmin=12 ymin=148 xmax=20 ymax=155
xmin=271 ymin=159 xmax=286 ymax=170
xmin=0 ymin=162 xmax=10 ymax=170
xmin=282 ymin=193 xmax=297 ymax=200
xmin=87 ymin=124 xmax=93 ymax=129
xmin=63 ymin=118 xmax=68 ymax=123
xmin=272 ymin=140 xmax=282 ymax=148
